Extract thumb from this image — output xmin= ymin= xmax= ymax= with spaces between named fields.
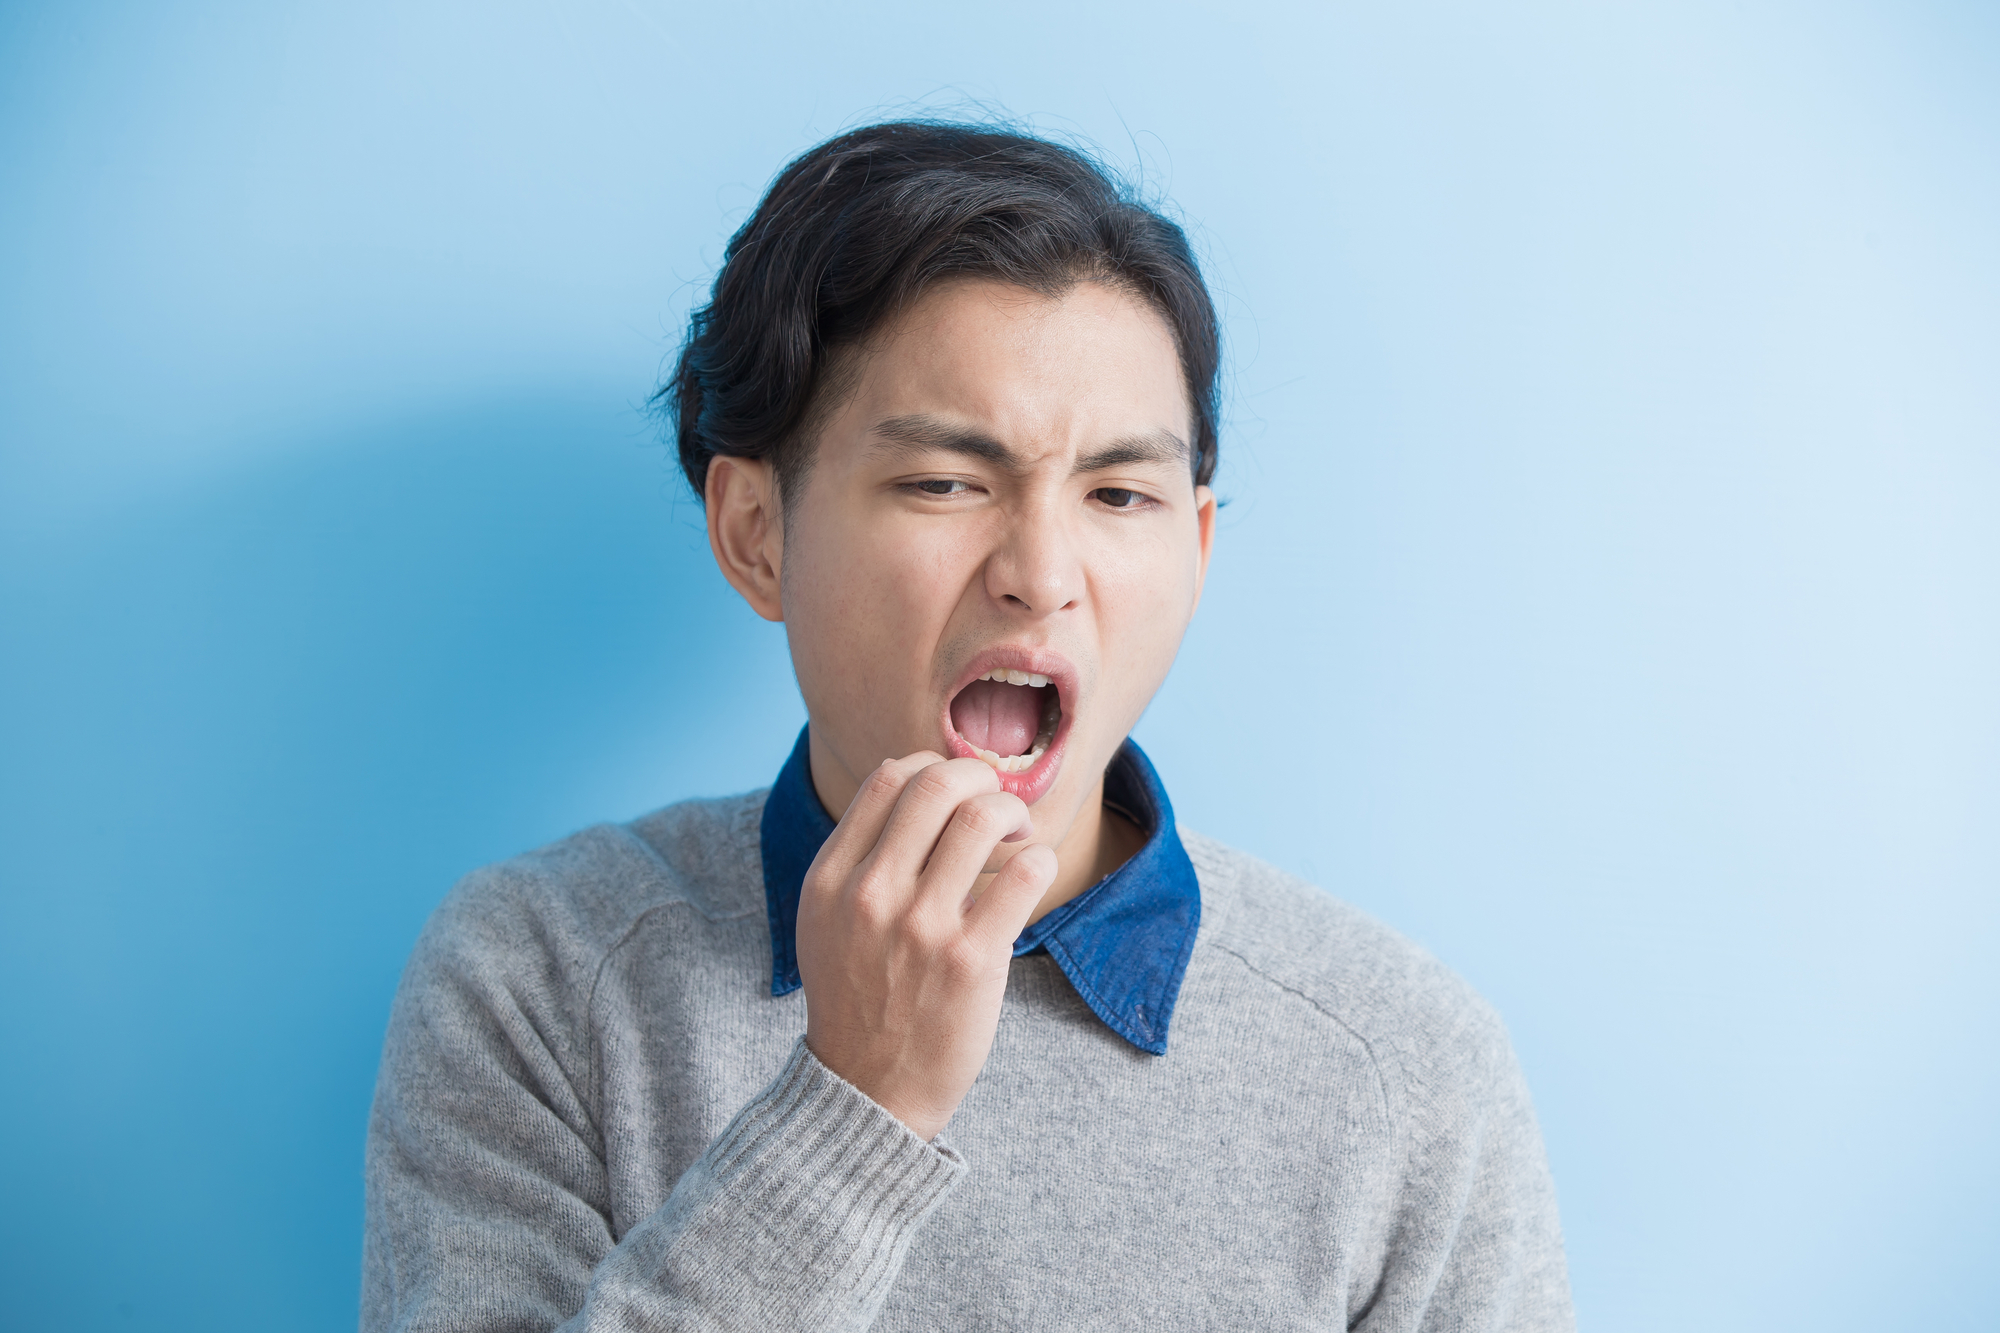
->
xmin=964 ymin=843 xmax=1058 ymax=948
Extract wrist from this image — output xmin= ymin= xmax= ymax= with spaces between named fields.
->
xmin=802 ymin=1032 xmax=955 ymax=1141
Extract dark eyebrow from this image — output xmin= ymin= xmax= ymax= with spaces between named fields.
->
xmin=870 ymin=415 xmax=1190 ymax=477
xmin=1074 ymin=430 xmax=1190 ymax=475
xmin=869 ymin=415 xmax=1020 ymax=471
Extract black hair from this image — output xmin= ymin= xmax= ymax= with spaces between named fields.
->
xmin=660 ymin=120 xmax=1221 ymax=503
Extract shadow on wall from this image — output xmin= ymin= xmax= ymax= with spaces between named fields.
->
xmin=0 ymin=399 xmax=802 ymax=1331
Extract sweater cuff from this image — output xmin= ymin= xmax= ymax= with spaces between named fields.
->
xmin=706 ymin=1035 xmax=967 ymax=1239
xmin=617 ymin=1037 xmax=965 ymax=1327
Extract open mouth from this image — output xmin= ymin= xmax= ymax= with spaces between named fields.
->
xmin=949 ymin=668 xmax=1061 ymax=773
xmin=942 ymin=657 xmax=1071 ymax=801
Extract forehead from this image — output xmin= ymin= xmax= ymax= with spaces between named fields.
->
xmin=833 ymin=278 xmax=1192 ymax=460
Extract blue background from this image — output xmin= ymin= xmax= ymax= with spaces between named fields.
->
xmin=2 ymin=2 xmax=1995 ymax=1328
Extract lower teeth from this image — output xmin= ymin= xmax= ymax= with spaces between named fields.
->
xmin=972 ymin=742 xmax=1046 ymax=774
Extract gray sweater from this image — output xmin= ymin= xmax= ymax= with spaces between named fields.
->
xmin=362 ymin=791 xmax=1573 ymax=1331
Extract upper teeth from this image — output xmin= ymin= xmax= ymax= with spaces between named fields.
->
xmin=978 ymin=669 xmax=1050 ymax=688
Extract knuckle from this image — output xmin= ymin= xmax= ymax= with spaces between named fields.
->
xmin=940 ymin=934 xmax=988 ymax=978
xmin=848 ymin=868 xmax=899 ymax=921
xmin=902 ymin=913 xmax=947 ymax=951
xmin=910 ymin=763 xmax=964 ymax=804
xmin=954 ymin=799 xmax=1005 ymax=838
xmin=1011 ymin=843 xmax=1057 ymax=879
xmin=862 ymin=761 xmax=912 ymax=799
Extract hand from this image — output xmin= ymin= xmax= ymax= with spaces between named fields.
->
xmin=795 ymin=753 xmax=1059 ymax=1141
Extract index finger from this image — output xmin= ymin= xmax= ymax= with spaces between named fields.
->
xmin=805 ymin=750 xmax=946 ymax=890
xmin=863 ymin=757 xmax=1005 ymax=885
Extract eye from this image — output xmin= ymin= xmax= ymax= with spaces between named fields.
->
xmin=1093 ymin=487 xmax=1145 ymax=508
xmin=912 ymin=479 xmax=969 ymax=496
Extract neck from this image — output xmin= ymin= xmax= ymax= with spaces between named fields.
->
xmin=1024 ymin=773 xmax=1143 ymax=923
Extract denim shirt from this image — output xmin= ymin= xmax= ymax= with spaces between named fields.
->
xmin=759 ymin=728 xmax=1201 ymax=1054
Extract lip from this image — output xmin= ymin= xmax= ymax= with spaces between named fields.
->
xmin=940 ymin=647 xmax=1078 ymax=805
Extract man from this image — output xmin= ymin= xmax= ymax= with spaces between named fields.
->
xmin=363 ymin=122 xmax=1573 ymax=1331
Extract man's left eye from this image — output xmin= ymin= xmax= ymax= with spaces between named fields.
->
xmin=1093 ymin=487 xmax=1143 ymax=508
xmin=914 ymin=479 xmax=967 ymax=495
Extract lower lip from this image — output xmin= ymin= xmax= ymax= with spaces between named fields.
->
xmin=943 ymin=716 xmax=1068 ymax=805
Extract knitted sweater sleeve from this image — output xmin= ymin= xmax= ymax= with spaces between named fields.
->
xmin=360 ymin=875 xmax=964 ymax=1333
xmin=1355 ymin=997 xmax=1574 ymax=1333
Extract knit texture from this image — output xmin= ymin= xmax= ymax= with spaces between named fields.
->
xmin=362 ymin=791 xmax=1573 ymax=1331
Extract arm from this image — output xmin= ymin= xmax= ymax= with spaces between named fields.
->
xmin=1354 ymin=1011 xmax=1574 ymax=1333
xmin=363 ymin=756 xmax=1052 ymax=1331
xmin=363 ymin=947 xmax=962 ymax=1332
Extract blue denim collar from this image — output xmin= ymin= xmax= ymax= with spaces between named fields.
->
xmin=760 ymin=727 xmax=1201 ymax=1055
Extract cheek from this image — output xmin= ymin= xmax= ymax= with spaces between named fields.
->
xmin=814 ymin=522 xmax=970 ymax=627
xmin=1088 ymin=532 xmax=1202 ymax=714
xmin=1102 ymin=525 xmax=1202 ymax=620
xmin=784 ymin=513 xmax=980 ymax=698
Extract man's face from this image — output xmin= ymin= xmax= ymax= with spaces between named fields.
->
xmin=771 ymin=278 xmax=1214 ymax=847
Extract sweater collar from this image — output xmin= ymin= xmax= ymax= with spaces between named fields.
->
xmin=759 ymin=727 xmax=1200 ymax=1055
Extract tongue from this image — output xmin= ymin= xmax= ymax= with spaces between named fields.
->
xmin=950 ymin=680 xmax=1043 ymax=758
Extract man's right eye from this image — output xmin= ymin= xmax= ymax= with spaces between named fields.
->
xmin=913 ymin=479 xmax=968 ymax=495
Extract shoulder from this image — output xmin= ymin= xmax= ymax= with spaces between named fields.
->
xmin=1179 ymin=833 xmax=1569 ymax=1317
xmin=1180 ymin=830 xmax=1517 ymax=1121
xmin=374 ymin=791 xmax=772 ymax=1146
xmin=410 ymin=790 xmax=768 ymax=998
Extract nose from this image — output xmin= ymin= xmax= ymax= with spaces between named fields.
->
xmin=983 ymin=498 xmax=1082 ymax=617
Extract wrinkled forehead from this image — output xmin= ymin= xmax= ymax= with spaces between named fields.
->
xmin=831 ymin=278 xmax=1195 ymax=468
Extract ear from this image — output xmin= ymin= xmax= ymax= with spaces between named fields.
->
xmin=1189 ymin=483 xmax=1217 ymax=615
xmin=705 ymin=455 xmax=785 ymax=622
